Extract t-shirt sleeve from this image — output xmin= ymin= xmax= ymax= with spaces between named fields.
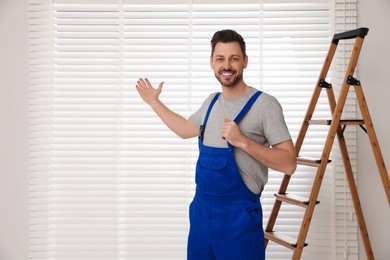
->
xmin=189 ymin=93 xmax=216 ymax=129
xmin=261 ymin=96 xmax=292 ymax=146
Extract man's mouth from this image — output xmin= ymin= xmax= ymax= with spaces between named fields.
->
xmin=220 ymin=70 xmax=235 ymax=77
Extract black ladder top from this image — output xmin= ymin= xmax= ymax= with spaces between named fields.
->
xmin=332 ymin=27 xmax=369 ymax=44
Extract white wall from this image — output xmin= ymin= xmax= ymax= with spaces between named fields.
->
xmin=0 ymin=0 xmax=28 ymax=260
xmin=0 ymin=0 xmax=389 ymax=260
xmin=0 ymin=0 xmax=29 ymax=260
xmin=357 ymin=0 xmax=390 ymax=259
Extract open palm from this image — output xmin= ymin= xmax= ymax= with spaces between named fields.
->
xmin=135 ymin=78 xmax=164 ymax=105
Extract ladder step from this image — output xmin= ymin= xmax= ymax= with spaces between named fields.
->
xmin=307 ymin=119 xmax=364 ymax=125
xmin=265 ymin=231 xmax=308 ymax=250
xmin=297 ymin=157 xmax=331 ymax=167
xmin=274 ymin=193 xmax=319 ymax=208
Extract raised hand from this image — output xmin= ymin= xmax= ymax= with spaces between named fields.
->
xmin=135 ymin=78 xmax=164 ymax=105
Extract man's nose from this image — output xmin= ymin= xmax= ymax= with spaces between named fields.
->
xmin=222 ymin=60 xmax=232 ymax=70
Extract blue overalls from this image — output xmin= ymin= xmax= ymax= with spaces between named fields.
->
xmin=187 ymin=91 xmax=265 ymax=260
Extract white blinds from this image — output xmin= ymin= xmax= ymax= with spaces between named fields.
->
xmin=332 ymin=1 xmax=359 ymax=259
xmin=28 ymin=1 xmax=358 ymax=259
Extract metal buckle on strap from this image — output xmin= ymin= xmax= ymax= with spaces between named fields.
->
xmin=199 ymin=125 xmax=205 ymax=140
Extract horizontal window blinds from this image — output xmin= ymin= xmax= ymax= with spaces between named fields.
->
xmin=28 ymin=1 xmax=358 ymax=259
xmin=332 ymin=1 xmax=359 ymax=259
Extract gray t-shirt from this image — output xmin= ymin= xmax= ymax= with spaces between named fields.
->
xmin=190 ymin=87 xmax=291 ymax=194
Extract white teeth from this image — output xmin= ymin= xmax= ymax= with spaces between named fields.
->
xmin=221 ymin=72 xmax=233 ymax=76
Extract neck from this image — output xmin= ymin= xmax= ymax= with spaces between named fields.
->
xmin=222 ymin=82 xmax=250 ymax=99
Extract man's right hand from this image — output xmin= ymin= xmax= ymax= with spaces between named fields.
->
xmin=134 ymin=78 xmax=198 ymax=139
xmin=135 ymin=78 xmax=164 ymax=105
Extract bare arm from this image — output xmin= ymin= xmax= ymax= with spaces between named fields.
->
xmin=221 ymin=118 xmax=296 ymax=175
xmin=135 ymin=78 xmax=199 ymax=139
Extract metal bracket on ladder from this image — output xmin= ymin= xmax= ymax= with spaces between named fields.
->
xmin=347 ymin=75 xmax=361 ymax=85
xmin=319 ymin=79 xmax=331 ymax=88
xmin=264 ymin=27 xmax=390 ymax=260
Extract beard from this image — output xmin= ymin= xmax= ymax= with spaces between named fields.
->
xmin=214 ymin=69 xmax=243 ymax=88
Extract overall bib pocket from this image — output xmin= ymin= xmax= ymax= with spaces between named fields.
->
xmin=196 ymin=152 xmax=229 ymax=194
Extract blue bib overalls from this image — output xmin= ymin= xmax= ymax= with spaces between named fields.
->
xmin=187 ymin=91 xmax=265 ymax=260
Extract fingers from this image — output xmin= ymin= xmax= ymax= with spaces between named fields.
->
xmin=136 ymin=78 xmax=163 ymax=89
xmin=136 ymin=78 xmax=147 ymax=89
xmin=157 ymin=81 xmax=164 ymax=92
xmin=135 ymin=78 xmax=150 ymax=96
xmin=145 ymin=78 xmax=151 ymax=88
xmin=135 ymin=79 xmax=143 ymax=92
xmin=221 ymin=118 xmax=232 ymax=140
xmin=221 ymin=119 xmax=242 ymax=143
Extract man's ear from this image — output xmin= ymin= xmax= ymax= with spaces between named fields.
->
xmin=210 ymin=56 xmax=213 ymax=69
xmin=244 ymin=55 xmax=248 ymax=69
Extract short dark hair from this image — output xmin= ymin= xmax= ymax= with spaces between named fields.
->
xmin=210 ymin=29 xmax=246 ymax=57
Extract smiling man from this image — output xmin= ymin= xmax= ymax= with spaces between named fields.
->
xmin=135 ymin=29 xmax=296 ymax=260
xmin=211 ymin=37 xmax=247 ymax=89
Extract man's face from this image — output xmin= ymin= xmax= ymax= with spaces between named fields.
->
xmin=210 ymin=42 xmax=248 ymax=88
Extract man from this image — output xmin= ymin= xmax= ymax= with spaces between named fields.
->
xmin=136 ymin=29 xmax=296 ymax=260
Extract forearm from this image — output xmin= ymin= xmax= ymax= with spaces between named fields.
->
xmin=237 ymin=137 xmax=297 ymax=175
xmin=135 ymin=78 xmax=198 ymax=139
xmin=149 ymin=98 xmax=198 ymax=139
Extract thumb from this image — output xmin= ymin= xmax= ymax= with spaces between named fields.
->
xmin=157 ymin=82 xmax=164 ymax=93
xmin=224 ymin=118 xmax=231 ymax=123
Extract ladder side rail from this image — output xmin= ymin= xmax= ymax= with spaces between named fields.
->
xmin=327 ymin=78 xmax=375 ymax=259
xmin=354 ymin=84 xmax=390 ymax=204
xmin=325 ymin=35 xmax=376 ymax=259
xmin=325 ymin=87 xmax=337 ymax=113
xmin=295 ymin=42 xmax=338 ymax=154
xmin=292 ymin=85 xmax=341 ymax=259
xmin=293 ymin=34 xmax=366 ymax=259
xmin=337 ymin=127 xmax=375 ymax=260
xmin=293 ymin=72 xmax=349 ymax=260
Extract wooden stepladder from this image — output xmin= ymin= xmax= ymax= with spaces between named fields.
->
xmin=264 ymin=27 xmax=390 ymax=260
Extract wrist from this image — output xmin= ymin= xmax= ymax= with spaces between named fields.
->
xmin=148 ymin=98 xmax=160 ymax=107
xmin=237 ymin=135 xmax=250 ymax=150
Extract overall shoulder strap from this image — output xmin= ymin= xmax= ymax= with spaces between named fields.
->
xmin=199 ymin=92 xmax=221 ymax=140
xmin=233 ymin=91 xmax=262 ymax=123
xmin=202 ymin=92 xmax=221 ymax=126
